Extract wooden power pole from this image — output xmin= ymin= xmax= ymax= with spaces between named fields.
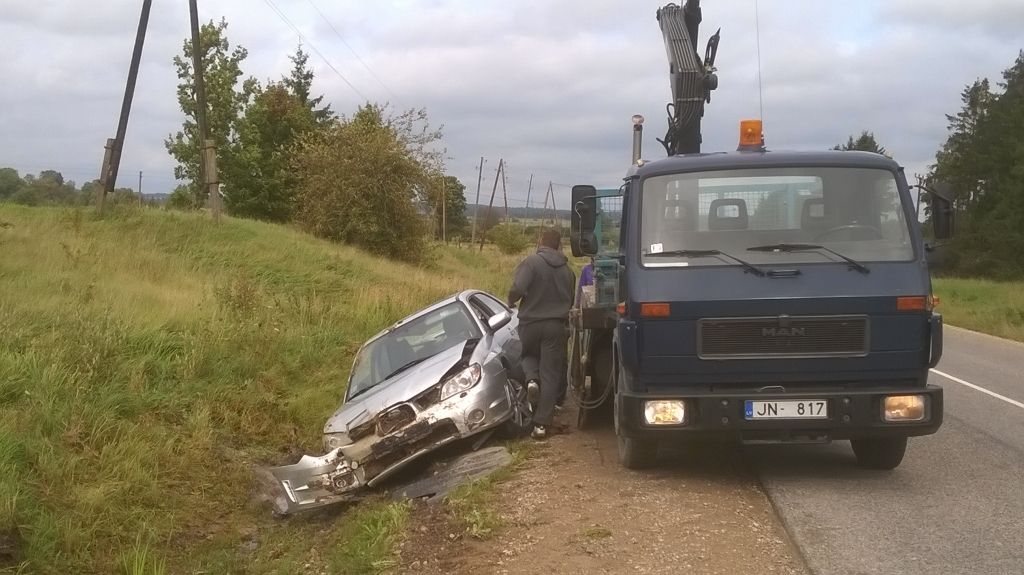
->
xmin=189 ymin=0 xmax=221 ymax=221
xmin=97 ymin=0 xmax=152 ymax=212
xmin=470 ymin=157 xmax=484 ymax=244
xmin=479 ymin=159 xmax=504 ymax=252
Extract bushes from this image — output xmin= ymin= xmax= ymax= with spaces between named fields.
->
xmin=291 ymin=105 xmax=439 ymax=263
xmin=488 ymin=223 xmax=531 ymax=255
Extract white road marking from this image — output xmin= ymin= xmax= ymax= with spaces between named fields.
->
xmin=931 ymin=369 xmax=1024 ymax=411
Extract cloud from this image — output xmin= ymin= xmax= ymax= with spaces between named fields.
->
xmin=0 ymin=0 xmax=1020 ymax=207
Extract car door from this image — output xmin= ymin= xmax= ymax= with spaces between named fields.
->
xmin=468 ymin=293 xmax=524 ymax=381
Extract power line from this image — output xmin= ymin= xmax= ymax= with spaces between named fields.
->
xmin=261 ymin=0 xmax=369 ymax=102
xmin=304 ymin=0 xmax=398 ymax=102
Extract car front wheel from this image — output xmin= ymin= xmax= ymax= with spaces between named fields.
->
xmin=501 ymin=378 xmax=534 ymax=437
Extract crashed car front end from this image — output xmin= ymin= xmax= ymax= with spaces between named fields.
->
xmin=271 ymin=351 xmax=517 ymax=514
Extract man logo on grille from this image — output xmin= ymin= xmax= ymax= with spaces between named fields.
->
xmin=762 ymin=327 xmax=806 ymax=337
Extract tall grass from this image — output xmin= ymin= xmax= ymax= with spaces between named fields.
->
xmin=0 ymin=205 xmax=525 ymax=573
xmin=933 ymin=277 xmax=1024 ymax=342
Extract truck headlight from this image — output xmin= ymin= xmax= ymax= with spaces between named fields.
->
xmin=644 ymin=400 xmax=686 ymax=425
xmin=883 ymin=395 xmax=926 ymax=422
xmin=440 ymin=364 xmax=482 ymax=401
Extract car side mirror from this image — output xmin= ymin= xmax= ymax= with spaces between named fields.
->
xmin=487 ymin=310 xmax=511 ymax=331
xmin=571 ymin=185 xmax=598 ymax=257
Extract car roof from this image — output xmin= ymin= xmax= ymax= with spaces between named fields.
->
xmin=628 ymin=149 xmax=901 ymax=179
xmin=363 ymin=289 xmax=491 ymax=345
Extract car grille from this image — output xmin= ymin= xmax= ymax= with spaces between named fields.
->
xmin=377 ymin=404 xmax=417 ymax=436
xmin=698 ymin=315 xmax=869 ymax=359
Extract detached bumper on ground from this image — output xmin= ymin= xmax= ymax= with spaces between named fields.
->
xmin=270 ymin=375 xmax=516 ymax=514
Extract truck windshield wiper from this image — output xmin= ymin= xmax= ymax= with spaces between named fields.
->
xmin=746 ymin=243 xmax=870 ymax=274
xmin=646 ymin=249 xmax=766 ymax=277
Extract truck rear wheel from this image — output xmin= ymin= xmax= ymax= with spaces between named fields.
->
xmin=851 ymin=437 xmax=907 ymax=470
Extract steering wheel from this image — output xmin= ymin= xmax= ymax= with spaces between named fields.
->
xmin=814 ymin=224 xmax=884 ymax=242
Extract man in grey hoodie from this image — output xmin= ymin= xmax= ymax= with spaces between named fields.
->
xmin=508 ymin=228 xmax=575 ymax=439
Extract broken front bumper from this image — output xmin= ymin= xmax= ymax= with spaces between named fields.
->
xmin=270 ymin=374 xmax=516 ymax=514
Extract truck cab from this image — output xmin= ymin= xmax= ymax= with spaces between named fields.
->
xmin=569 ymin=142 xmax=954 ymax=470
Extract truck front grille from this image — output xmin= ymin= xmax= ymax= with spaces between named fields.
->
xmin=698 ymin=315 xmax=869 ymax=359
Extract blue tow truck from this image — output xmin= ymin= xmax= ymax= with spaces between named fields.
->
xmin=567 ymin=1 xmax=956 ymax=470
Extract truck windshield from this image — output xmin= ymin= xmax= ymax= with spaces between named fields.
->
xmin=639 ymin=167 xmax=914 ymax=268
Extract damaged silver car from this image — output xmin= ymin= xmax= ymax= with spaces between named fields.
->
xmin=271 ymin=290 xmax=533 ymax=513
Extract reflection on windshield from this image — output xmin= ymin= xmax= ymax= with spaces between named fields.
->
xmin=347 ymin=302 xmax=478 ymax=400
xmin=640 ymin=168 xmax=914 ymax=267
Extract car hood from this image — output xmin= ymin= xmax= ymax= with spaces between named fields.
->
xmin=323 ymin=341 xmax=472 ymax=435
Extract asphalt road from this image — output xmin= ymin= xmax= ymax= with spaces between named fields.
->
xmin=750 ymin=326 xmax=1024 ymax=575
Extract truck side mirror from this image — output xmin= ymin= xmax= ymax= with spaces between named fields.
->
xmin=930 ymin=182 xmax=955 ymax=240
xmin=571 ymin=185 xmax=598 ymax=257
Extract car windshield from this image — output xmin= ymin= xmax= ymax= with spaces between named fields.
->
xmin=640 ymin=167 xmax=914 ymax=268
xmin=347 ymin=302 xmax=479 ymax=400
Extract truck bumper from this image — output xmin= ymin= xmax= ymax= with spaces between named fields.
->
xmin=618 ymin=384 xmax=943 ymax=442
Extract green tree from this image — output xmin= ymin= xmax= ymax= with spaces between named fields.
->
xmin=928 ymin=51 xmax=1024 ymax=278
xmin=283 ymin=45 xmax=334 ymax=126
xmin=165 ymin=19 xmax=254 ymax=208
xmin=424 ymin=175 xmax=469 ymax=240
xmin=0 ymin=167 xmax=23 ymax=200
xmin=833 ymin=131 xmax=888 ymax=156
xmin=291 ymin=104 xmax=442 ymax=262
xmin=225 ymin=82 xmax=315 ymax=221
xmin=12 ymin=171 xmax=78 ymax=206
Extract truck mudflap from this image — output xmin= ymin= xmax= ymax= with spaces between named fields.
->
xmin=618 ymin=384 xmax=943 ymax=442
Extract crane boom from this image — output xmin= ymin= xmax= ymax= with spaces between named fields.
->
xmin=656 ymin=1 xmax=720 ymax=156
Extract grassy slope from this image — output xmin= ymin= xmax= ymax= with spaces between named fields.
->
xmin=932 ymin=277 xmax=1024 ymax=343
xmin=0 ymin=205 xmax=524 ymax=574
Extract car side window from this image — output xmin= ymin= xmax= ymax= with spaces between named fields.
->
xmin=467 ymin=298 xmax=492 ymax=323
xmin=474 ymin=294 xmax=508 ymax=318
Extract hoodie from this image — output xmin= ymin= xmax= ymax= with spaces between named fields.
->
xmin=508 ymin=246 xmax=576 ymax=323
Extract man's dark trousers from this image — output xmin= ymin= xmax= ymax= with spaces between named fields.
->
xmin=518 ymin=318 xmax=566 ymax=427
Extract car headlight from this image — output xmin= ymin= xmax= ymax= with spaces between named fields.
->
xmin=323 ymin=433 xmax=349 ymax=451
xmin=440 ymin=364 xmax=482 ymax=401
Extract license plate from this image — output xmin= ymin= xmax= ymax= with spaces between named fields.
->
xmin=744 ymin=400 xmax=828 ymax=420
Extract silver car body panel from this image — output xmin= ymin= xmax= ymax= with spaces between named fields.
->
xmin=270 ymin=290 xmax=524 ymax=514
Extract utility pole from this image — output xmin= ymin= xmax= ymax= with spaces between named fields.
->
xmin=98 ymin=0 xmax=152 ymax=212
xmin=96 ymin=138 xmax=114 ymax=210
xmin=523 ymin=174 xmax=533 ymax=235
xmin=479 ymin=159 xmax=503 ymax=252
xmin=138 ymin=170 xmax=143 ymax=206
xmin=500 ymin=163 xmax=509 ymax=223
xmin=441 ymin=176 xmax=447 ymax=243
xmin=470 ymin=157 xmax=484 ymax=244
xmin=189 ymin=0 xmax=220 ymax=221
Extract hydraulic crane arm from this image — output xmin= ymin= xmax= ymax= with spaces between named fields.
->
xmin=656 ymin=1 xmax=720 ymax=156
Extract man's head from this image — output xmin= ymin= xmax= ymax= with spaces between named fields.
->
xmin=538 ymin=228 xmax=561 ymax=250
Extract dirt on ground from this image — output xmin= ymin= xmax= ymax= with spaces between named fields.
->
xmin=397 ymin=409 xmax=808 ymax=575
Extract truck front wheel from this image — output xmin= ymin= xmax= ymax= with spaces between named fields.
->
xmin=851 ymin=437 xmax=907 ymax=470
xmin=613 ymin=357 xmax=658 ymax=469
xmin=617 ymin=435 xmax=658 ymax=469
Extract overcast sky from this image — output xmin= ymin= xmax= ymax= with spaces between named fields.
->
xmin=1 ymin=0 xmax=1021 ymax=207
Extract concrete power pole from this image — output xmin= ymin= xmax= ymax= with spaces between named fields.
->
xmin=138 ymin=170 xmax=143 ymax=206
xmin=189 ymin=0 xmax=221 ymax=222
xmin=97 ymin=0 xmax=152 ymax=212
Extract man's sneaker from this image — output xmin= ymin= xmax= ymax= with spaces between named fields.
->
xmin=526 ymin=379 xmax=540 ymax=405
xmin=531 ymin=425 xmax=547 ymax=440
